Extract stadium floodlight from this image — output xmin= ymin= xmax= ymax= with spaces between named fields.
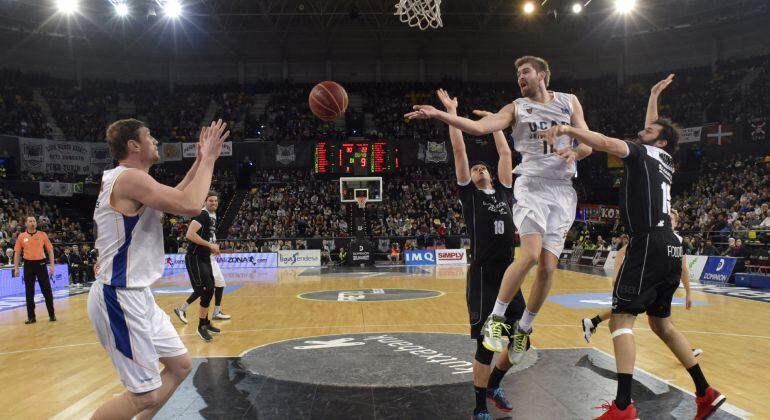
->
xmin=163 ymin=0 xmax=182 ymax=18
xmin=572 ymin=3 xmax=583 ymax=13
xmin=523 ymin=1 xmax=535 ymax=14
xmin=56 ymin=0 xmax=78 ymax=14
xmin=615 ymin=0 xmax=636 ymax=14
xmin=112 ymin=1 xmax=129 ymax=17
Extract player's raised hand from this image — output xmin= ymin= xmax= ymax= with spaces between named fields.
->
xmin=472 ymin=110 xmax=493 ymax=118
xmin=199 ymin=119 xmax=230 ymax=160
xmin=651 ymin=74 xmax=674 ymax=96
xmin=436 ymin=89 xmax=458 ymax=112
xmin=404 ymin=105 xmax=438 ymax=120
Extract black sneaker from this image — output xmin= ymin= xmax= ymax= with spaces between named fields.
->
xmin=49 ymin=315 xmax=56 ymax=322
xmin=197 ymin=324 xmax=213 ymax=342
xmin=206 ymin=320 xmax=221 ymax=334
xmin=25 ymin=318 xmax=36 ymax=324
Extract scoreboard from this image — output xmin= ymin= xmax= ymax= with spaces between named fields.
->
xmin=314 ymin=141 xmax=399 ymax=175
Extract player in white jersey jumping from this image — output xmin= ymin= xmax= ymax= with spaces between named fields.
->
xmin=406 ymin=56 xmax=592 ymax=362
xmin=87 ymin=118 xmax=229 ymax=419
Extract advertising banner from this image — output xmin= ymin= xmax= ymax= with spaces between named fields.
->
xmin=435 ymin=249 xmax=467 ymax=265
xmin=404 ymin=250 xmax=436 ymax=265
xmin=278 ymin=250 xmax=321 ymax=267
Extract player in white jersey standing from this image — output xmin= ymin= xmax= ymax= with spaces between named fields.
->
xmin=406 ymin=56 xmax=592 ymax=362
xmin=87 ymin=118 xmax=229 ymax=419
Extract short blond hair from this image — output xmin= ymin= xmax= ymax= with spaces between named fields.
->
xmin=515 ymin=55 xmax=551 ymax=87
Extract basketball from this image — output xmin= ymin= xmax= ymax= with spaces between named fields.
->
xmin=309 ymin=80 xmax=349 ymax=121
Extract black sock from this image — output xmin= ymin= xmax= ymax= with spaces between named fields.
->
xmin=474 ymin=386 xmax=487 ymax=414
xmin=487 ymin=366 xmax=509 ymax=390
xmin=214 ymin=287 xmax=224 ymax=306
xmin=687 ymin=364 xmax=709 ymax=396
xmin=199 ymin=317 xmax=207 ymax=328
xmin=591 ymin=315 xmax=602 ymax=328
xmin=615 ymin=373 xmax=633 ymax=410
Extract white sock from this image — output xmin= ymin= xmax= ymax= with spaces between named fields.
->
xmin=214 ymin=306 xmax=221 ymax=314
xmin=519 ymin=309 xmax=537 ymax=332
xmin=491 ymin=299 xmax=509 ymax=317
xmin=179 ymin=302 xmax=189 ymax=311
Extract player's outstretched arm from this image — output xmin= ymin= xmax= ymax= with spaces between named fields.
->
xmin=436 ymin=90 xmax=471 ymax=184
xmin=405 ymin=91 xmax=515 ymax=136
xmin=473 ymin=110 xmax=512 ymax=187
xmin=175 ymin=142 xmax=202 ymax=191
xmin=570 ymin=95 xmax=593 ymax=160
xmin=646 ymin=74 xmax=674 ymax=128
xmin=115 ymin=120 xmax=230 ymax=217
xmin=545 ymin=125 xmax=629 ymax=159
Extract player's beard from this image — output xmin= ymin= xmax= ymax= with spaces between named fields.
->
xmin=638 ymin=136 xmax=660 ymax=146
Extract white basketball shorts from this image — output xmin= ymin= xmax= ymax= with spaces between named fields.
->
xmin=211 ymin=255 xmax=226 ymax=288
xmin=87 ymin=281 xmax=187 ymax=393
xmin=511 ymin=175 xmax=577 ymax=257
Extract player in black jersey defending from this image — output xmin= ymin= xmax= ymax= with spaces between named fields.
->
xmin=543 ymin=75 xmax=724 ymax=420
xmin=436 ymin=89 xmax=527 ymax=420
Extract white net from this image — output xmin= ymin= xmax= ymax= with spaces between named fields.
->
xmin=394 ymin=0 xmax=443 ymax=30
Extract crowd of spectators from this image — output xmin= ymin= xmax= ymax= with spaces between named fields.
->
xmin=1 ymin=54 xmax=768 ymax=148
xmin=0 ymin=70 xmax=51 ymax=138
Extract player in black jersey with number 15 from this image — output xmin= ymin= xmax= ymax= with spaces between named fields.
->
xmin=543 ymin=75 xmax=724 ymax=420
xmin=436 ymin=89 xmax=526 ymax=420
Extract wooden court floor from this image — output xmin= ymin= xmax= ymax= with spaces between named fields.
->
xmin=1 ymin=264 xmax=768 ymax=419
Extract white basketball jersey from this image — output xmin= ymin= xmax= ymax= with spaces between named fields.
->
xmin=94 ymin=166 xmax=164 ymax=288
xmin=511 ymin=91 xmax=577 ymax=181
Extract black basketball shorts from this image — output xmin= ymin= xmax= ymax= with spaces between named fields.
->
xmin=612 ymin=230 xmax=683 ymax=318
xmin=185 ymin=254 xmax=215 ymax=293
xmin=467 ymin=260 xmax=527 ymax=339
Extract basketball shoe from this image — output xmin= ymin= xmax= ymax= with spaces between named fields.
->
xmin=594 ymin=401 xmax=638 ymax=420
xmin=507 ymin=321 xmax=531 ymax=365
xmin=695 ymin=387 xmax=725 ymax=420
xmin=481 ymin=315 xmax=510 ymax=352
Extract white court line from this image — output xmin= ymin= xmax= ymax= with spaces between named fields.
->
xmin=3 ymin=322 xmax=769 ymax=357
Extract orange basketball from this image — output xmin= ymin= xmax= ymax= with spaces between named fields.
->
xmin=309 ymin=81 xmax=348 ymax=121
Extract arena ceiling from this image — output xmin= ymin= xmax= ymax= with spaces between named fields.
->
xmin=0 ymin=0 xmax=767 ymax=58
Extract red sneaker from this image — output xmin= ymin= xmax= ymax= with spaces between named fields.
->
xmin=695 ymin=387 xmax=726 ymax=420
xmin=594 ymin=401 xmax=639 ymax=420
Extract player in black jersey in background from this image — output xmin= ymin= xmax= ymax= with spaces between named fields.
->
xmin=174 ymin=192 xmax=222 ymax=342
xmin=544 ymin=75 xmax=724 ymax=420
xmin=436 ymin=89 xmax=527 ymax=420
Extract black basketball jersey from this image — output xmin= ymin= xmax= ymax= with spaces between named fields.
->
xmin=458 ymin=179 xmax=515 ymax=264
xmin=619 ymin=141 xmax=675 ymax=234
xmin=187 ymin=210 xmax=216 ymax=257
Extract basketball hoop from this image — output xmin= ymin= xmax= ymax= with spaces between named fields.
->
xmin=394 ymin=0 xmax=443 ymax=30
xmin=355 ymin=196 xmax=368 ymax=209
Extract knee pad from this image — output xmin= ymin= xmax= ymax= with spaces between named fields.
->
xmin=611 ymin=328 xmax=634 ymax=339
xmin=474 ymin=338 xmax=494 ymax=365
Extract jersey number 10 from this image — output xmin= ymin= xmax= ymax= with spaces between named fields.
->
xmin=494 ymin=220 xmax=505 ymax=235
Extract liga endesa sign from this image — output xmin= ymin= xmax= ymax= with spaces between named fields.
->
xmin=435 ymin=249 xmax=467 ymax=265
xmin=163 ymin=253 xmax=278 ymax=270
xmin=277 ymin=250 xmax=321 ymax=267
